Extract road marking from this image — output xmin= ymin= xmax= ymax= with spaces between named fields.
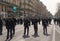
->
xmin=55 ymin=27 xmax=60 ymax=34
xmin=52 ymin=25 xmax=55 ymax=41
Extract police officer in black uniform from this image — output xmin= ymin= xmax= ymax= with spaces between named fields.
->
xmin=11 ymin=15 xmax=16 ymax=36
xmin=48 ymin=18 xmax=52 ymax=24
xmin=0 ymin=17 xmax=3 ymax=35
xmin=32 ymin=16 xmax=38 ymax=36
xmin=38 ymin=18 xmax=41 ymax=24
xmin=5 ymin=15 xmax=16 ymax=41
xmin=23 ymin=15 xmax=30 ymax=37
xmin=42 ymin=18 xmax=48 ymax=35
xmin=19 ymin=17 xmax=23 ymax=24
xmin=54 ymin=18 xmax=57 ymax=24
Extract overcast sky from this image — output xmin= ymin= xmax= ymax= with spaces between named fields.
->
xmin=40 ymin=0 xmax=60 ymax=15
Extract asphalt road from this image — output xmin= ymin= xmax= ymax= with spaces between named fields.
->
xmin=55 ymin=25 xmax=60 ymax=41
xmin=0 ymin=21 xmax=54 ymax=41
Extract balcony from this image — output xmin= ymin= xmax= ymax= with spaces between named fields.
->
xmin=0 ymin=0 xmax=18 ymax=7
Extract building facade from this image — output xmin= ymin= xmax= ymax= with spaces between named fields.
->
xmin=0 ymin=0 xmax=20 ymax=18
xmin=0 ymin=0 xmax=49 ymax=18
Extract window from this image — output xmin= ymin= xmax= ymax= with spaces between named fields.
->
xmin=6 ymin=0 xmax=9 ymax=2
xmin=3 ymin=0 xmax=6 ymax=1
xmin=21 ymin=0 xmax=24 ymax=4
xmin=2 ymin=6 xmax=6 ymax=12
xmin=13 ymin=0 xmax=16 ymax=3
xmin=0 ymin=0 xmax=3 ymax=2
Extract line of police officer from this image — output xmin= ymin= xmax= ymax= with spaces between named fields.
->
xmin=54 ymin=18 xmax=60 ymax=26
xmin=0 ymin=15 xmax=52 ymax=41
xmin=23 ymin=15 xmax=52 ymax=37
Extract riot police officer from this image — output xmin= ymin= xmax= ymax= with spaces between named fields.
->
xmin=32 ymin=16 xmax=38 ymax=36
xmin=42 ymin=18 xmax=48 ymax=35
xmin=38 ymin=18 xmax=41 ymax=24
xmin=5 ymin=15 xmax=16 ymax=41
xmin=54 ymin=18 xmax=57 ymax=24
xmin=11 ymin=16 xmax=16 ymax=36
xmin=23 ymin=15 xmax=30 ymax=37
xmin=0 ymin=17 xmax=3 ymax=35
xmin=48 ymin=18 xmax=52 ymax=24
xmin=19 ymin=17 xmax=23 ymax=24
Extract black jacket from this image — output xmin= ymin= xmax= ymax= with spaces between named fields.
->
xmin=5 ymin=18 xmax=14 ymax=29
xmin=12 ymin=18 xmax=17 ymax=27
xmin=42 ymin=19 xmax=48 ymax=27
xmin=24 ymin=18 xmax=30 ymax=27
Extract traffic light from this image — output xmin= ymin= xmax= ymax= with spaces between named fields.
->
xmin=12 ymin=6 xmax=17 ymax=12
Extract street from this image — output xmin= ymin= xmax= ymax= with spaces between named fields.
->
xmin=0 ymin=21 xmax=55 ymax=41
xmin=0 ymin=0 xmax=60 ymax=41
xmin=55 ymin=24 xmax=60 ymax=41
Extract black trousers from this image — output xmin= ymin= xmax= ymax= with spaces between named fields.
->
xmin=24 ymin=26 xmax=29 ymax=36
xmin=34 ymin=25 xmax=38 ymax=35
xmin=6 ymin=28 xmax=13 ymax=39
xmin=49 ymin=21 xmax=51 ymax=24
xmin=0 ymin=26 xmax=2 ymax=34
xmin=43 ymin=26 xmax=47 ymax=34
xmin=12 ymin=27 xmax=15 ymax=35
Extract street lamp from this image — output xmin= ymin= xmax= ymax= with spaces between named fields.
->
xmin=28 ymin=0 xmax=31 ymax=17
xmin=24 ymin=0 xmax=26 ymax=16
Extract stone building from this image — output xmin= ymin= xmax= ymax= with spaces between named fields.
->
xmin=0 ymin=0 xmax=49 ymax=18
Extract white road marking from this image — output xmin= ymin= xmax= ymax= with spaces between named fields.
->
xmin=52 ymin=25 xmax=55 ymax=41
xmin=55 ymin=27 xmax=60 ymax=34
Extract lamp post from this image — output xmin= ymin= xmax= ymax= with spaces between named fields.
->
xmin=24 ymin=0 xmax=26 ymax=16
xmin=28 ymin=0 xmax=31 ymax=17
xmin=19 ymin=0 xmax=21 ymax=17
